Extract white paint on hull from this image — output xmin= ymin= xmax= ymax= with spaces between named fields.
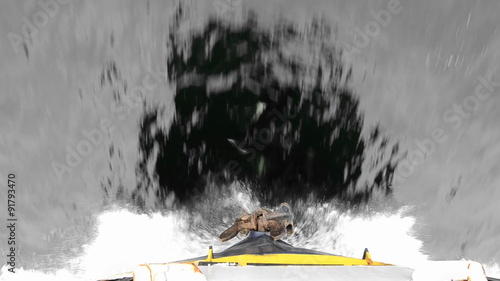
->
xmin=199 ymin=265 xmax=413 ymax=281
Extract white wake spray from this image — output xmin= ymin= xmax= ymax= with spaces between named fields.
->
xmin=285 ymin=203 xmax=429 ymax=268
xmin=1 ymin=182 xmax=498 ymax=280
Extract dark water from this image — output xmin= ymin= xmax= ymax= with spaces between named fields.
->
xmin=134 ymin=5 xmax=400 ymax=208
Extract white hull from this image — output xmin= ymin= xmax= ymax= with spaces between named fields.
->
xmin=199 ymin=265 xmax=413 ymax=281
xmin=128 ymin=260 xmax=492 ymax=281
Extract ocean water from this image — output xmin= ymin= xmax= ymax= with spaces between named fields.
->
xmin=0 ymin=184 xmax=432 ymax=280
xmin=1 ymin=0 xmax=499 ymax=280
xmin=1 ymin=183 xmax=499 ymax=280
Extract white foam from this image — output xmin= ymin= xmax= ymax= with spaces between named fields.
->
xmin=484 ymin=262 xmax=500 ymax=278
xmin=285 ymin=203 xmax=429 ymax=268
xmin=2 ymin=184 xmax=494 ymax=280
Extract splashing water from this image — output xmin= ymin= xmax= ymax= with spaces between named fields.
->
xmin=484 ymin=263 xmax=500 ymax=279
xmin=1 ymin=182 xmax=498 ymax=280
xmin=285 ymin=203 xmax=429 ymax=268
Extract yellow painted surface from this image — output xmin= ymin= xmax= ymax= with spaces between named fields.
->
xmin=196 ymin=252 xmax=391 ymax=266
